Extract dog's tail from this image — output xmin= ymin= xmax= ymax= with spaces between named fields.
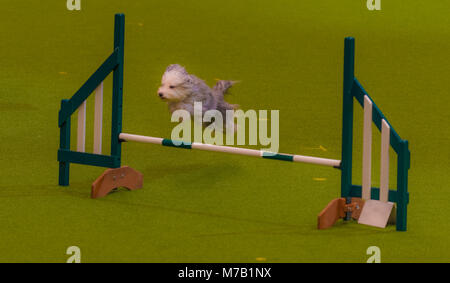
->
xmin=213 ymin=80 xmax=239 ymax=98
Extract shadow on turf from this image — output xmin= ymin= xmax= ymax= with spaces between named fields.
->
xmin=0 ymin=102 xmax=38 ymax=111
xmin=100 ymin=196 xmax=394 ymax=237
xmin=140 ymin=161 xmax=239 ymax=182
xmin=29 ymin=162 xmax=395 ymax=236
xmin=0 ymin=184 xmax=65 ymax=198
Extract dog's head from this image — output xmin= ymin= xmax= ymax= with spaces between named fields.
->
xmin=158 ymin=64 xmax=193 ymax=102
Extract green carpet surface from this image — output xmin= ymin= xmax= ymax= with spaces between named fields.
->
xmin=0 ymin=0 xmax=449 ymax=262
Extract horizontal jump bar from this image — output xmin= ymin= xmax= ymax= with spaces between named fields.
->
xmin=119 ymin=133 xmax=341 ymax=168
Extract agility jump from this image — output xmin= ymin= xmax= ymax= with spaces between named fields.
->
xmin=57 ymin=14 xmax=410 ymax=231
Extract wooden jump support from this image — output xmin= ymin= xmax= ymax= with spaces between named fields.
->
xmin=91 ymin=166 xmax=143 ymax=199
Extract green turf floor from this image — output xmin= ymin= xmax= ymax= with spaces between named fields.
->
xmin=0 ymin=0 xmax=449 ymax=262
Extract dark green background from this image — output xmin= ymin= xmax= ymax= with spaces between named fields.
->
xmin=0 ymin=0 xmax=449 ymax=262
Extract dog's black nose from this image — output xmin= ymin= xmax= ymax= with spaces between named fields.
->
xmin=158 ymin=93 xmax=164 ymax=98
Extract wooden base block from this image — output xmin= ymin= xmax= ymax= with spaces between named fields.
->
xmin=317 ymin=197 xmax=365 ymax=229
xmin=91 ymin=166 xmax=143 ymax=198
xmin=317 ymin=198 xmax=345 ymax=230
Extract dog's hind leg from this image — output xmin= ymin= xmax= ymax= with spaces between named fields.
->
xmin=213 ymin=80 xmax=238 ymax=99
xmin=217 ymin=100 xmax=240 ymax=132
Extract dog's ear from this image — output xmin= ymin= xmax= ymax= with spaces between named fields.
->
xmin=166 ymin=64 xmax=187 ymax=74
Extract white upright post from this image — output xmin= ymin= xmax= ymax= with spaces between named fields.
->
xmin=77 ymin=100 xmax=86 ymax=152
xmin=380 ymin=119 xmax=390 ymax=203
xmin=93 ymin=82 xmax=104 ymax=154
xmin=362 ymin=95 xmax=373 ymax=200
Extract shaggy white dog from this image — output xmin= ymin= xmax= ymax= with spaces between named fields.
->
xmin=157 ymin=64 xmax=238 ymax=129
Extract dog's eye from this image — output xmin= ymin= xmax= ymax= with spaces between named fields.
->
xmin=169 ymin=85 xmax=175 ymax=89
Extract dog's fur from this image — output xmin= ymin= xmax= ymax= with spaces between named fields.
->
xmin=157 ymin=64 xmax=238 ymax=128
